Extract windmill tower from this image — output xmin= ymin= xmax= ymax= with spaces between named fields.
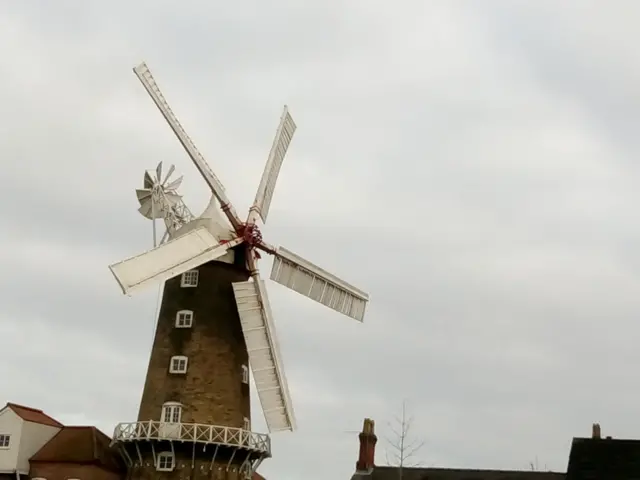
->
xmin=109 ymin=63 xmax=370 ymax=480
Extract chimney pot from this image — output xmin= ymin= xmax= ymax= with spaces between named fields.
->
xmin=356 ymin=418 xmax=378 ymax=473
xmin=592 ymin=423 xmax=601 ymax=439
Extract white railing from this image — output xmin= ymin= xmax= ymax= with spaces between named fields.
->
xmin=112 ymin=421 xmax=271 ymax=455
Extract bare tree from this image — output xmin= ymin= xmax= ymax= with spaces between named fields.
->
xmin=384 ymin=400 xmax=426 ymax=478
xmin=529 ymin=458 xmax=538 ymax=471
xmin=528 ymin=456 xmax=548 ymax=471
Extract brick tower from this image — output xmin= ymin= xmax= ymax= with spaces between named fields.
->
xmin=111 ymin=251 xmax=271 ymax=479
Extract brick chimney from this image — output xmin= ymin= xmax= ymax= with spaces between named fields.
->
xmin=356 ymin=418 xmax=377 ymax=473
xmin=592 ymin=423 xmax=601 ymax=439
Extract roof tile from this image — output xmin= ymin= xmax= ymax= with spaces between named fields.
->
xmin=566 ymin=436 xmax=640 ymax=479
xmin=357 ymin=466 xmax=565 ymax=480
xmin=30 ymin=426 xmax=124 ymax=473
xmin=6 ymin=403 xmax=63 ymax=428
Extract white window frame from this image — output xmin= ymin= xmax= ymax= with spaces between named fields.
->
xmin=156 ymin=451 xmax=175 ymax=472
xmin=243 ymin=417 xmax=250 ymax=431
xmin=180 ymin=270 xmax=199 ymax=288
xmin=169 ymin=355 xmax=188 ymax=374
xmin=0 ymin=434 xmax=9 ymax=448
xmin=175 ymin=310 xmax=194 ymax=328
xmin=241 ymin=364 xmax=249 ymax=384
xmin=161 ymin=402 xmax=182 ymax=424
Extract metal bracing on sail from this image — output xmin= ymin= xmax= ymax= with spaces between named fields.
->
xmin=109 ymin=227 xmax=240 ymax=295
xmin=250 ymin=107 xmax=296 ymax=224
xmin=270 ymin=247 xmax=369 ymax=322
xmin=232 ymin=280 xmax=295 ymax=433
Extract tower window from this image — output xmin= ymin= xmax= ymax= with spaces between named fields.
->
xmin=0 ymin=434 xmax=9 ymax=448
xmin=161 ymin=402 xmax=182 ymax=424
xmin=175 ymin=310 xmax=194 ymax=328
xmin=243 ymin=417 xmax=250 ymax=431
xmin=169 ymin=355 xmax=188 ymax=374
xmin=180 ymin=270 xmax=199 ymax=287
xmin=156 ymin=451 xmax=175 ymax=471
xmin=241 ymin=364 xmax=249 ymax=384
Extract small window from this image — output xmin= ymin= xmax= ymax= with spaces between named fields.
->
xmin=161 ymin=402 xmax=182 ymax=424
xmin=169 ymin=355 xmax=188 ymax=374
xmin=0 ymin=434 xmax=9 ymax=448
xmin=181 ymin=270 xmax=199 ymax=287
xmin=156 ymin=451 xmax=175 ymax=471
xmin=241 ymin=364 xmax=249 ymax=384
xmin=243 ymin=417 xmax=250 ymax=431
xmin=175 ymin=310 xmax=194 ymax=328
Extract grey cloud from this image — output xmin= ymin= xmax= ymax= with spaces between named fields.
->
xmin=3 ymin=1 xmax=640 ymax=480
xmin=474 ymin=1 xmax=640 ymax=161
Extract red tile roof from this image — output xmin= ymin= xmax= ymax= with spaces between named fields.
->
xmin=30 ymin=426 xmax=124 ymax=473
xmin=6 ymin=403 xmax=63 ymax=428
xmin=253 ymin=474 xmax=266 ymax=480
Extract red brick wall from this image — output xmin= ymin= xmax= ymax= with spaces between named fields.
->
xmin=29 ymin=463 xmax=122 ymax=480
xmin=126 ymin=460 xmax=247 ymax=479
xmin=137 ymin=260 xmax=251 ymax=429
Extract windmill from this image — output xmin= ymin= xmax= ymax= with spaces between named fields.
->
xmin=109 ymin=62 xmax=369 ymax=475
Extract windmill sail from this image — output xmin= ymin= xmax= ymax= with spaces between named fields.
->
xmin=232 ymin=279 xmax=295 ymax=433
xmin=270 ymin=247 xmax=369 ymax=322
xmin=109 ymin=227 xmax=242 ymax=295
xmin=251 ymin=106 xmax=296 ymax=224
xmin=133 ymin=62 xmax=242 ymax=230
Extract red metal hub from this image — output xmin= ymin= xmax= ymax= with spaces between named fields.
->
xmin=240 ymin=223 xmax=263 ymax=248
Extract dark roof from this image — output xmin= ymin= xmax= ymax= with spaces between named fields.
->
xmin=30 ymin=426 xmax=124 ymax=473
xmin=5 ymin=403 xmax=63 ymax=428
xmin=566 ymin=436 xmax=640 ymax=479
xmin=353 ymin=466 xmax=565 ymax=480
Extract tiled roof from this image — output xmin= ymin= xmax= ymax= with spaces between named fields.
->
xmin=566 ymin=436 xmax=640 ymax=479
xmin=354 ymin=466 xmax=565 ymax=480
xmin=30 ymin=426 xmax=124 ymax=473
xmin=5 ymin=403 xmax=63 ymax=428
xmin=253 ymin=473 xmax=266 ymax=480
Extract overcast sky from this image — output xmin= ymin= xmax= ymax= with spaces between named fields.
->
xmin=2 ymin=1 xmax=640 ymax=479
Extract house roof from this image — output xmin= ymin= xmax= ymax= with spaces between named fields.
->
xmin=30 ymin=426 xmax=124 ymax=473
xmin=353 ymin=466 xmax=565 ymax=480
xmin=253 ymin=473 xmax=266 ymax=480
xmin=566 ymin=436 xmax=640 ymax=479
xmin=5 ymin=403 xmax=63 ymax=428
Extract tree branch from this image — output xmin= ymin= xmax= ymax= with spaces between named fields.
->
xmin=384 ymin=401 xmax=426 ymax=470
